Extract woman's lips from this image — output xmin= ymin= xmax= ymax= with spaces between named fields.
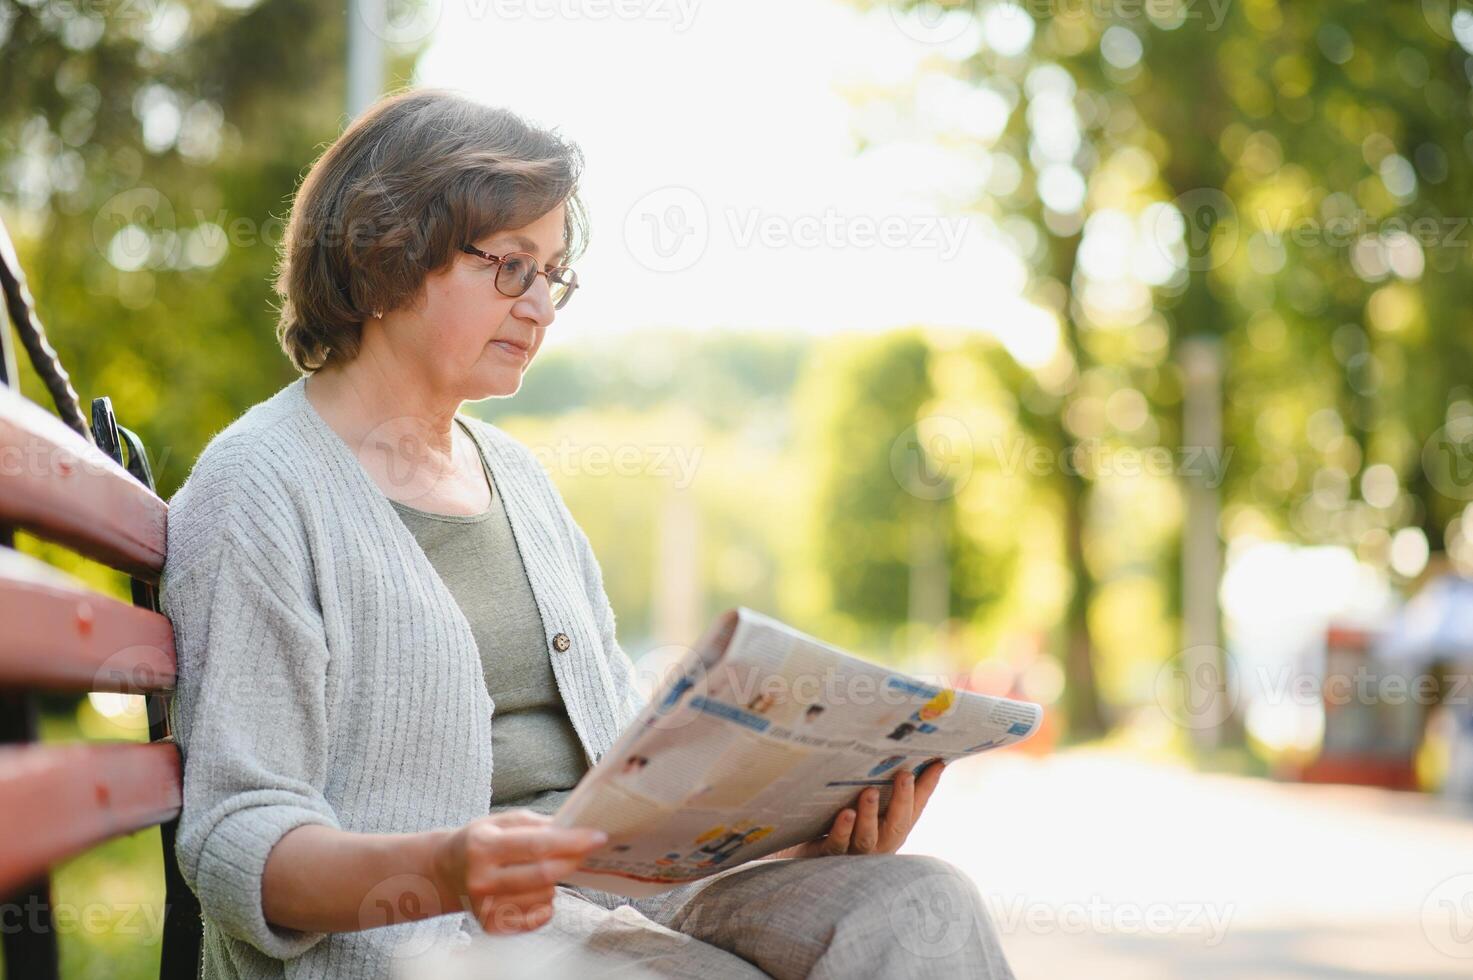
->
xmin=490 ymin=339 xmax=530 ymax=359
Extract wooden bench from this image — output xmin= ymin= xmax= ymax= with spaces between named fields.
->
xmin=0 ymin=215 xmax=201 ymax=979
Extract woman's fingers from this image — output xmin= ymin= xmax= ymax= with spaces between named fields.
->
xmin=472 ymin=856 xmax=582 ymax=895
xmin=479 ymin=827 xmax=606 ymax=866
xmin=443 ymin=819 xmax=609 ymax=936
xmin=913 ymin=759 xmax=945 ymax=817
xmin=457 ymin=824 xmax=604 ymax=935
xmin=820 ymin=808 xmax=857 ymax=855
xmin=878 ymin=768 xmax=916 ymax=852
xmin=852 ymin=787 xmax=881 ymax=852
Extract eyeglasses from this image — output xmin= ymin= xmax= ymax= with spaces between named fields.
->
xmin=460 ymin=244 xmax=579 ymax=310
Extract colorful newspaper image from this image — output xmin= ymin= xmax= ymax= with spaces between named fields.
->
xmin=552 ymin=607 xmax=1043 ymax=897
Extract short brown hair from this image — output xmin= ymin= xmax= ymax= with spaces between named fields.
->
xmin=273 ymin=88 xmax=588 ymax=372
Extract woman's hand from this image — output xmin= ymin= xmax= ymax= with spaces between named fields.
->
xmin=432 ymin=810 xmax=607 ymax=934
xmin=770 ymin=759 xmax=945 ymax=860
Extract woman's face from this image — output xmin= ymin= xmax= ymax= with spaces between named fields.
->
xmin=385 ymin=203 xmax=567 ymax=402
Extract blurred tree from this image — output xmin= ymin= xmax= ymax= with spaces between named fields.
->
xmin=1038 ymin=5 xmax=1236 ymax=740
xmin=855 ymin=0 xmax=1473 ymax=742
xmin=862 ymin=0 xmax=1126 ymax=732
xmin=1199 ymin=3 xmax=1473 ymax=570
xmin=0 ymin=0 xmax=419 ymax=498
xmin=1039 ymin=3 xmax=1473 ymax=591
xmin=789 ymin=329 xmax=1019 ymax=658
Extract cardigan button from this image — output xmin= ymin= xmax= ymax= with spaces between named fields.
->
xmin=552 ymin=632 xmax=571 ymax=653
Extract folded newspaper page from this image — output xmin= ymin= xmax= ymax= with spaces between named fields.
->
xmin=552 ymin=607 xmax=1043 ymax=897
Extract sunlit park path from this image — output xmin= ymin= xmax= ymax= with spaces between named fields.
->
xmin=903 ymin=748 xmax=1473 ymax=979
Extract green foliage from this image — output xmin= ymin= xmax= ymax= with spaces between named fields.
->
xmin=803 ymin=331 xmax=935 ymax=626
xmin=0 ymin=0 xmax=427 ymax=498
xmin=791 ymin=330 xmax=1020 ymax=648
xmin=480 ymin=329 xmax=808 ymax=431
xmin=1032 ymin=1 xmax=1473 ymax=561
xmin=853 ymin=0 xmax=1473 ymax=733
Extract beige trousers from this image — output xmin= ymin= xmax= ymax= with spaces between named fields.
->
xmin=408 ymin=855 xmax=1016 ymax=980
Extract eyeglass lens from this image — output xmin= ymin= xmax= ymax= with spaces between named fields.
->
xmin=496 ymin=252 xmax=574 ymax=309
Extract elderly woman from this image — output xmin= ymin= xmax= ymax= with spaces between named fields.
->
xmin=163 ymin=89 xmax=1016 ymax=980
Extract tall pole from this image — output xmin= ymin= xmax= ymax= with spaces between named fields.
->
xmin=1181 ymin=336 xmax=1227 ymax=746
xmin=652 ymin=484 xmax=702 ymax=648
xmin=906 ymin=503 xmax=949 ymax=658
xmin=346 ymin=0 xmax=386 ymax=119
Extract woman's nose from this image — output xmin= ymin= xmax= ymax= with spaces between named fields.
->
xmin=514 ymin=276 xmax=556 ymax=328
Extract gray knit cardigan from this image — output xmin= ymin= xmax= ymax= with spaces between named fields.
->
xmin=161 ymin=376 xmax=645 ymax=979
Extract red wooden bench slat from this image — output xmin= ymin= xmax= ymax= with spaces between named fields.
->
xmin=0 ymin=386 xmax=167 ymax=581
xmin=0 ymin=741 xmax=181 ymax=898
xmin=0 ymin=548 xmax=176 ymax=693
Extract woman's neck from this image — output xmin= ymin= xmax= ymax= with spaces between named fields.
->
xmin=304 ymin=352 xmax=461 ymax=461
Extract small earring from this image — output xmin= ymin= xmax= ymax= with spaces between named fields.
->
xmin=371 ymin=309 xmax=383 ymax=319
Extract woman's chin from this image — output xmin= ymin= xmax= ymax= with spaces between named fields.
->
xmin=467 ymin=364 xmax=527 ymax=400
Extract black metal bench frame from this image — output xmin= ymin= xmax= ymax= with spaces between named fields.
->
xmin=0 ymin=213 xmax=202 ymax=979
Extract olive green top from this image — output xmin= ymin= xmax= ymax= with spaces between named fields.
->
xmin=388 ymin=419 xmax=588 ymax=815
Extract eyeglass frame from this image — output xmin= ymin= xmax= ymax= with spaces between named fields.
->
xmin=460 ymin=243 xmax=579 ymax=310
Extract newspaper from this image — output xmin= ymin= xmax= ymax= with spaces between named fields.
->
xmin=552 ymin=607 xmax=1043 ymax=897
